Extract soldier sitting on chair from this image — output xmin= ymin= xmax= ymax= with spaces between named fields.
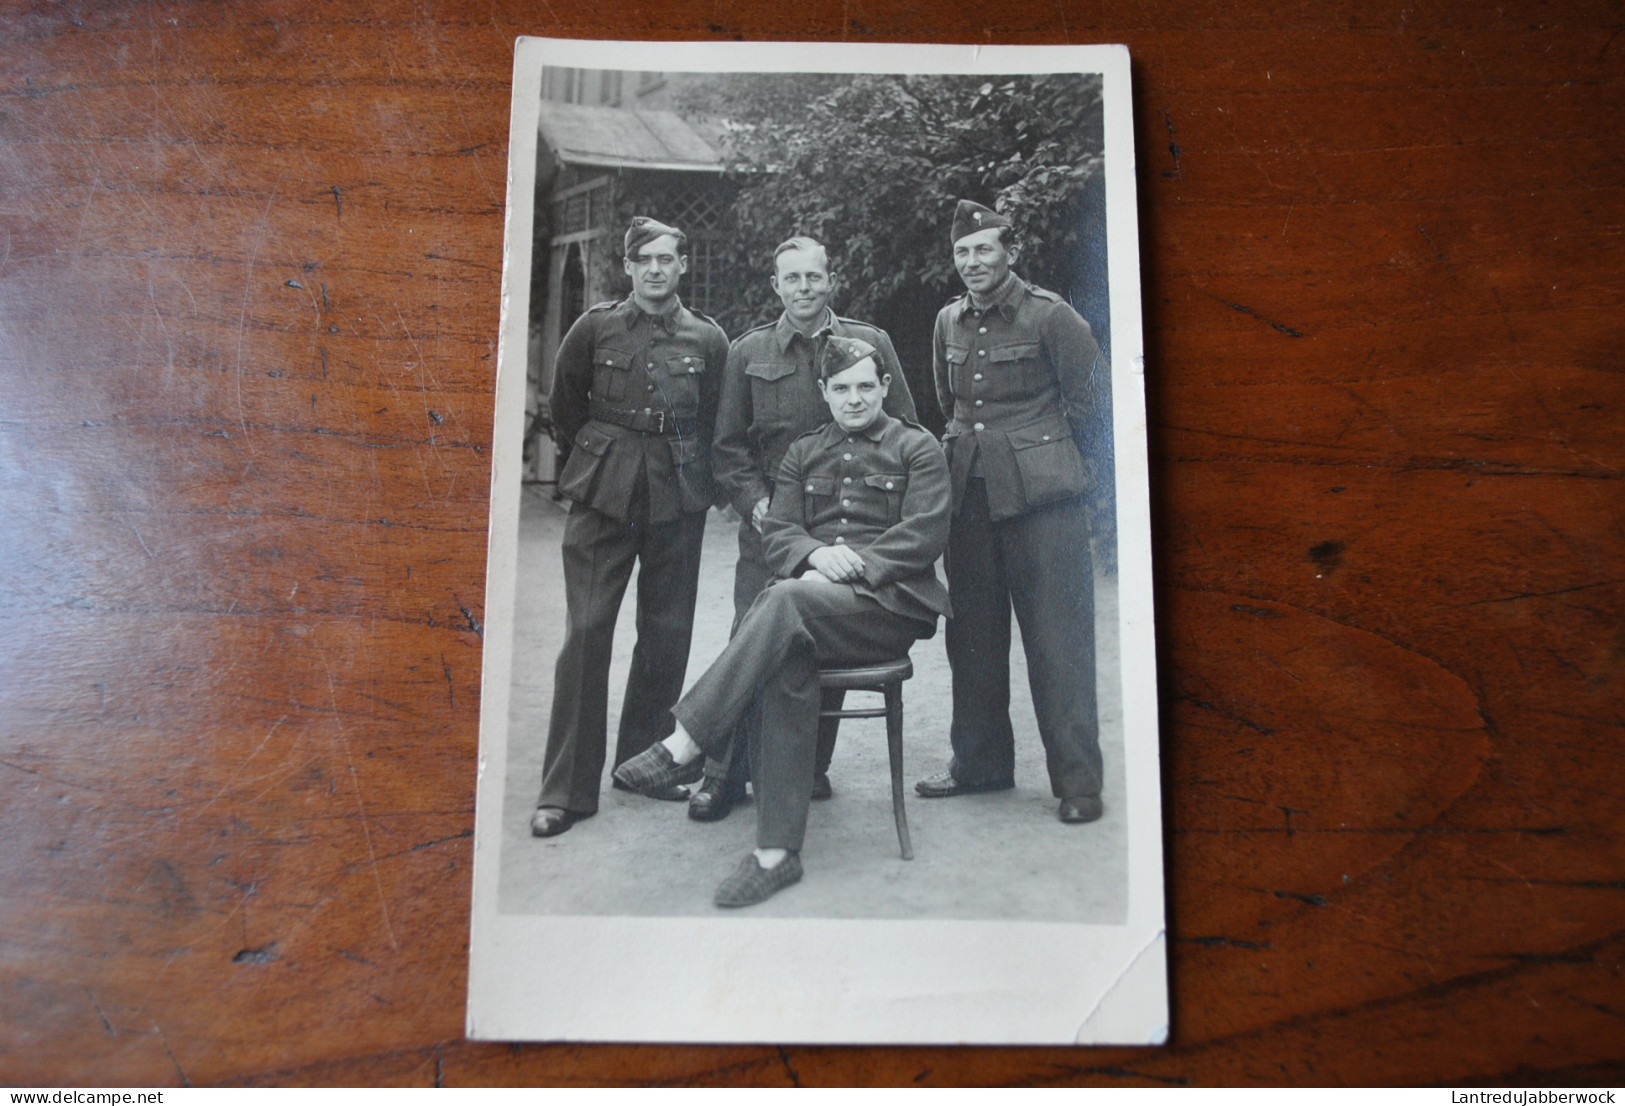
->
xmin=614 ymin=336 xmax=950 ymax=908
xmin=697 ymin=234 xmax=919 ymax=823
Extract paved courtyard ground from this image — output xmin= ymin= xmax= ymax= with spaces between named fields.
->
xmin=497 ymin=488 xmax=1127 ymax=922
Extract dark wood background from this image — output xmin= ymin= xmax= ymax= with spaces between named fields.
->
xmin=3 ymin=0 xmax=1621 ymax=1087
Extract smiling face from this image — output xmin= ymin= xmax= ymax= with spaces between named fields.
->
xmin=771 ymin=244 xmax=835 ymax=330
xmin=623 ymin=233 xmax=687 ymax=309
xmin=952 ymin=226 xmax=1014 ymax=296
xmin=819 ymin=356 xmax=889 ymax=433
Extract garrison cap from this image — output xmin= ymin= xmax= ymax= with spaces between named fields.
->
xmin=951 ymin=199 xmax=1012 ymax=244
xmin=819 ymin=335 xmax=880 ymax=380
xmin=624 ymin=215 xmax=686 ymax=258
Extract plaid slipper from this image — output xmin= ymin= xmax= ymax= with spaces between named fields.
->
xmin=612 ymin=741 xmax=704 ymax=797
xmin=713 ymin=852 xmax=803 ymax=908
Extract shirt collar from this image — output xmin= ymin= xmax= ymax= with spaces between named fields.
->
xmin=775 ymin=307 xmax=837 ymax=352
xmin=620 ymin=295 xmax=684 ymax=334
xmin=960 ymin=271 xmax=1024 ymax=321
xmin=835 ymin=409 xmax=892 ymax=443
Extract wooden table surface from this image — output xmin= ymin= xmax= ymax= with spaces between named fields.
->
xmin=3 ymin=0 xmax=1621 ymax=1088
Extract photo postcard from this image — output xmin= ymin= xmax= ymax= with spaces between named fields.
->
xmin=468 ymin=36 xmax=1164 ymax=1045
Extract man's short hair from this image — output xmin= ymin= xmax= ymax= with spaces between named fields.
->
xmin=772 ymin=235 xmax=830 ymax=272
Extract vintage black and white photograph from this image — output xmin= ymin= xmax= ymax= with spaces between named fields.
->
xmin=470 ymin=38 xmax=1163 ymax=1045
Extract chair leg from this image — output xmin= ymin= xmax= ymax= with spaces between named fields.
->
xmin=885 ymin=680 xmax=913 ymax=860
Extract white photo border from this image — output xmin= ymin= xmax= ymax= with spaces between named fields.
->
xmin=469 ymin=37 xmax=1164 ymax=1045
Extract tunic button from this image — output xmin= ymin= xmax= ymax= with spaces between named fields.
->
xmin=683 ymin=357 xmax=691 ymax=363
xmin=843 ymin=477 xmax=852 ymax=484
xmin=978 ymin=327 xmax=987 ymax=334
xmin=973 ymin=373 xmax=983 ymax=381
xmin=974 ymin=399 xmax=984 ymax=407
xmin=806 ymin=483 xmax=815 ymax=492
xmin=843 ymin=452 xmax=852 ymax=461
xmin=978 ymin=349 xmax=987 ymax=357
xmin=646 ymin=384 xmax=655 ymax=392
xmin=1043 ymin=435 xmax=1051 ymax=441
xmin=840 ymin=519 xmax=848 ymax=525
xmin=885 ymin=481 xmax=894 ymax=489
xmin=835 ymin=536 xmax=846 ymax=544
xmin=973 ymin=422 xmax=985 ymax=431
xmin=842 ymin=499 xmax=850 ymax=507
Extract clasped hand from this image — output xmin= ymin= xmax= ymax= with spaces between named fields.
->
xmin=806 ymin=544 xmax=867 ymax=584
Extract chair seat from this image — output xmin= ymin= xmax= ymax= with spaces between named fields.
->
xmin=817 ymin=657 xmax=913 ymax=689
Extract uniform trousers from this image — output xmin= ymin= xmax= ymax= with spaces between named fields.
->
xmin=945 ymin=478 xmax=1101 ymax=799
xmin=537 ymin=499 xmax=707 ymax=814
xmin=698 ymin=522 xmax=842 ymax=797
xmin=674 ymin=577 xmax=929 ymax=851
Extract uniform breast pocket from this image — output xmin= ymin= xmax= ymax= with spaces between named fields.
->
xmin=863 ymin=472 xmax=908 ymax=523
xmin=590 ymin=347 xmax=635 ymax=403
xmin=990 ymin=341 xmax=1046 ymax=394
xmin=745 ymin=359 xmax=797 ymax=422
xmin=800 ymin=474 xmax=835 ymax=506
xmin=661 ymin=354 xmax=705 ymax=415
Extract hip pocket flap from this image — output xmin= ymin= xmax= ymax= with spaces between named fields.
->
xmin=667 ymin=354 xmax=706 ymax=376
xmin=574 ymin=426 xmax=614 ymax=456
xmin=593 ymin=347 xmax=634 ymax=370
xmin=1007 ymin=420 xmax=1070 ymax=450
xmin=801 ymin=475 xmax=835 ymax=495
xmin=863 ymin=473 xmax=907 ymax=491
xmin=943 ymin=343 xmax=970 ymax=365
xmin=668 ymin=435 xmax=703 ymax=465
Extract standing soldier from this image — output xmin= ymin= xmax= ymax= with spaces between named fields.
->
xmin=692 ymin=236 xmax=918 ymax=822
xmin=915 ymin=200 xmax=1107 ymax=825
xmin=530 ymin=216 xmax=729 ymax=839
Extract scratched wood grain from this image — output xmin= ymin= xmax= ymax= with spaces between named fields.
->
xmin=1 ymin=0 xmax=1621 ymax=1088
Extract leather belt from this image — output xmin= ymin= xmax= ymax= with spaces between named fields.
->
xmin=588 ymin=400 xmax=698 ymax=437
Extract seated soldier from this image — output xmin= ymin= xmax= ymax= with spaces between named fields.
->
xmin=613 ymin=336 xmax=951 ymax=908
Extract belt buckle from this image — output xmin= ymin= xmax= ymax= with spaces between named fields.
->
xmin=652 ymin=409 xmax=666 ymax=434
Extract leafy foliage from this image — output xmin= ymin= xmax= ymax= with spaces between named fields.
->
xmin=676 ymin=72 xmax=1105 ymax=337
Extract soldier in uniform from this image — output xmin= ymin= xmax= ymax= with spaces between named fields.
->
xmin=914 ymin=199 xmax=1108 ymax=825
xmin=690 ymin=236 xmax=918 ymax=822
xmin=614 ymin=336 xmax=950 ymax=907
xmin=529 ymin=216 xmax=729 ymax=839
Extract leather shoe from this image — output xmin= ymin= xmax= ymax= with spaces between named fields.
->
xmin=914 ymin=771 xmax=1014 ymax=798
xmin=688 ymin=776 xmax=736 ymax=822
xmin=1058 ymin=796 xmax=1104 ymax=824
xmin=613 ymin=742 xmax=705 ymax=798
xmin=613 ymin=775 xmax=690 ymax=802
xmin=714 ymin=852 xmax=803 ymax=908
xmin=529 ymin=806 xmax=588 ymax=838
xmin=810 ymin=772 xmax=833 ymax=801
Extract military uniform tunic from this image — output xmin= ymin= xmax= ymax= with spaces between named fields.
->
xmin=552 ymin=295 xmax=727 ymax=525
xmin=674 ymin=411 xmax=950 ymax=850
xmin=714 ymin=309 xmax=917 ymax=529
xmin=703 ymin=309 xmax=918 ymax=791
xmin=537 ymin=294 xmax=729 ymax=815
xmin=932 ymin=271 xmax=1107 ymax=801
